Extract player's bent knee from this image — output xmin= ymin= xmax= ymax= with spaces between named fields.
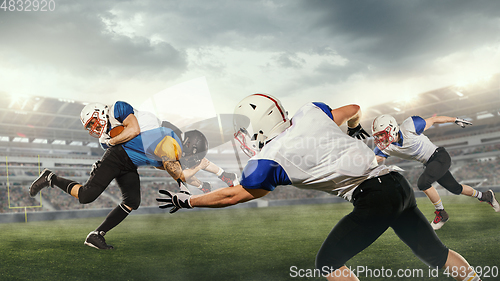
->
xmin=78 ymin=193 xmax=98 ymax=204
xmin=417 ymin=178 xmax=431 ymax=191
xmin=123 ymin=199 xmax=140 ymax=210
xmin=446 ymin=184 xmax=463 ymax=195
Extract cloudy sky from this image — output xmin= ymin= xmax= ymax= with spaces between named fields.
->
xmin=1 ymin=0 xmax=500 ymax=118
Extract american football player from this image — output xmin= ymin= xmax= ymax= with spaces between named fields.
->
xmin=161 ymin=121 xmax=239 ymax=193
xmin=372 ymin=114 xmax=499 ymax=230
xmin=29 ymin=101 xmax=208 ymax=249
xmin=157 ymin=94 xmax=482 ymax=281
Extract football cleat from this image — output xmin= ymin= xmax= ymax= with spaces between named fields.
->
xmin=29 ymin=169 xmax=54 ymax=197
xmin=431 ymin=209 xmax=449 ymax=230
xmin=84 ymin=231 xmax=114 ymax=250
xmin=200 ymin=182 xmax=211 ymax=193
xmin=479 ymin=190 xmax=500 ymax=212
xmin=218 ymin=172 xmax=239 ymax=187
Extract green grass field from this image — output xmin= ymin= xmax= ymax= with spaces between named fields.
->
xmin=1 ymin=196 xmax=499 ymax=281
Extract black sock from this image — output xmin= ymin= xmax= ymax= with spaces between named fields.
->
xmin=96 ymin=204 xmax=131 ymax=234
xmin=51 ymin=175 xmax=79 ymax=194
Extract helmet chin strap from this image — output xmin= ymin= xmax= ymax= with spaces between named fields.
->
xmin=106 ymin=116 xmax=110 ymax=134
xmin=256 ymin=132 xmax=267 ymax=150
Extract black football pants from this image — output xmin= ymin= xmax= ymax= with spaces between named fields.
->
xmin=316 ymin=172 xmax=449 ymax=271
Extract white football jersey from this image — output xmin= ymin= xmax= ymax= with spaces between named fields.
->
xmin=242 ymin=102 xmax=400 ymax=201
xmin=376 ymin=116 xmax=437 ymax=164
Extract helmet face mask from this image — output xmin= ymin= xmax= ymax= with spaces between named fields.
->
xmin=234 ymin=127 xmax=258 ymax=157
xmin=180 ymin=130 xmax=208 ymax=169
xmin=372 ymin=114 xmax=399 ymax=150
xmin=81 ymin=103 xmax=108 ymax=138
xmin=373 ymin=127 xmax=396 ymax=150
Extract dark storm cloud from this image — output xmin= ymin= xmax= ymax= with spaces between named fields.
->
xmin=1 ymin=0 xmax=499 ymax=88
xmin=297 ymin=0 xmax=500 ymax=73
xmin=135 ymin=0 xmax=500 ymax=85
xmin=0 ymin=0 xmax=186 ymax=76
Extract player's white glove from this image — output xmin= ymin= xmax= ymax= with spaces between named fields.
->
xmin=156 ymin=190 xmax=193 ymax=214
xmin=455 ymin=118 xmax=472 ymax=128
xmin=99 ymin=133 xmax=114 ymax=150
xmin=103 ymin=138 xmax=114 ymax=147
xmin=347 ymin=124 xmax=370 ymax=140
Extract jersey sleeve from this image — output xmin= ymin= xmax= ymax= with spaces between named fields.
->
xmin=154 ymin=136 xmax=182 ymax=161
xmin=240 ymin=159 xmax=291 ymax=191
xmin=312 ymin=102 xmax=334 ymax=120
xmin=411 ymin=116 xmax=426 ymax=135
xmin=143 ymin=128 xmax=183 ymax=162
xmin=113 ymin=101 xmax=135 ymax=123
xmin=373 ymin=147 xmax=389 ymax=158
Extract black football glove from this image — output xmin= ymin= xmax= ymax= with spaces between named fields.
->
xmin=347 ymin=124 xmax=370 ymax=140
xmin=455 ymin=118 xmax=472 ymax=128
xmin=156 ymin=190 xmax=192 ymax=214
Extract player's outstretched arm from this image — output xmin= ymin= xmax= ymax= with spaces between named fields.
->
xmin=424 ymin=116 xmax=472 ymax=131
xmin=156 ymin=185 xmax=270 ymax=213
xmin=182 ymin=158 xmax=210 ymax=180
xmin=191 ymin=185 xmax=270 ymax=208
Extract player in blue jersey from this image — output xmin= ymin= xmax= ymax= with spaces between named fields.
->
xmin=29 ymin=101 xmax=210 ymax=249
xmin=157 ymin=94 xmax=482 ymax=281
xmin=371 ymin=114 xmax=500 ymax=230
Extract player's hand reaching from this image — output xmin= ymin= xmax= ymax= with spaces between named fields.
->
xmin=347 ymin=124 xmax=370 ymax=139
xmin=198 ymin=158 xmax=210 ymax=170
xmin=455 ymin=118 xmax=472 ymax=128
xmin=156 ymin=190 xmax=193 ymax=214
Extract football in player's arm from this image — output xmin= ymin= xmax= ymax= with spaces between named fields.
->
xmin=30 ymin=101 xmax=201 ymax=250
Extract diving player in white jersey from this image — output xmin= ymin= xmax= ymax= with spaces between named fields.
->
xmin=372 ymin=114 xmax=500 ymax=230
xmin=157 ymin=94 xmax=483 ymax=281
xmin=29 ymin=101 xmax=209 ymax=249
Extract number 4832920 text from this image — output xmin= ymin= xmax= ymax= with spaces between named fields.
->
xmin=1 ymin=0 xmax=56 ymax=12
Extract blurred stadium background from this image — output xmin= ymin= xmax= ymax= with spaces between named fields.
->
xmin=1 ymin=73 xmax=499 ymax=220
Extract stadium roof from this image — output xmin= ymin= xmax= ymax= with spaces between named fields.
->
xmin=359 ymin=73 xmax=500 ymax=140
xmin=0 ymin=95 xmax=91 ymax=145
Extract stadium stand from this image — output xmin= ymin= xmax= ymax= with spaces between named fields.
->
xmin=1 ymin=73 xmax=500 ymax=215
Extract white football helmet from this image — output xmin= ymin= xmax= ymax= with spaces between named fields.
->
xmin=371 ymin=114 xmax=400 ymax=150
xmin=80 ymin=103 xmax=109 ymax=138
xmin=233 ymin=93 xmax=291 ymax=157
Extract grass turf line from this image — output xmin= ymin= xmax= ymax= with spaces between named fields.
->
xmin=0 ymin=196 xmax=498 ymax=281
